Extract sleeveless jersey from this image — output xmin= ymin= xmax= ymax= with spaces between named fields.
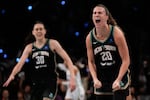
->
xmin=90 ymin=26 xmax=130 ymax=93
xmin=29 ymin=39 xmax=57 ymax=82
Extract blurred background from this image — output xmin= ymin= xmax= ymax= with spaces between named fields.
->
xmin=0 ymin=0 xmax=150 ymax=100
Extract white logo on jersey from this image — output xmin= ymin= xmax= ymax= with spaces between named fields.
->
xmin=35 ymin=65 xmax=47 ymax=69
xmin=93 ymin=42 xmax=98 ymax=44
xmin=100 ymin=62 xmax=106 ymax=66
xmin=32 ymin=49 xmax=36 ymax=51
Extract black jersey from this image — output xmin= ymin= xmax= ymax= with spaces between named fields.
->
xmin=29 ymin=39 xmax=57 ymax=82
xmin=90 ymin=25 xmax=130 ymax=93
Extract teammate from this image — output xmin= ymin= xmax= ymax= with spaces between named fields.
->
xmin=3 ymin=20 xmax=76 ymax=100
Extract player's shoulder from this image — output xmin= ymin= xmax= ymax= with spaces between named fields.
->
xmin=25 ymin=43 xmax=33 ymax=49
xmin=22 ymin=43 xmax=33 ymax=54
xmin=113 ymin=26 xmax=125 ymax=38
xmin=86 ymin=33 xmax=90 ymax=40
xmin=86 ymin=28 xmax=95 ymax=38
xmin=49 ymin=39 xmax=59 ymax=44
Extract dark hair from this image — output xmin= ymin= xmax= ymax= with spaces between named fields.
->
xmin=24 ymin=20 xmax=47 ymax=46
xmin=32 ymin=20 xmax=46 ymax=29
xmin=24 ymin=31 xmax=35 ymax=46
xmin=94 ymin=4 xmax=117 ymax=26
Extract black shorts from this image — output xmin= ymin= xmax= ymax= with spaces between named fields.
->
xmin=94 ymin=80 xmax=130 ymax=100
xmin=30 ymin=79 xmax=58 ymax=100
xmin=95 ymin=73 xmax=130 ymax=100
xmin=95 ymin=86 xmax=129 ymax=100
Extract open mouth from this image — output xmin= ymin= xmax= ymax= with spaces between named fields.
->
xmin=95 ymin=19 xmax=101 ymax=23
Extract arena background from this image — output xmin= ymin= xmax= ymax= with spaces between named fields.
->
xmin=0 ymin=0 xmax=150 ymax=98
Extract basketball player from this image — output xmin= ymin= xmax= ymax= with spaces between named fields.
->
xmin=85 ymin=4 xmax=130 ymax=100
xmin=3 ymin=20 xmax=76 ymax=100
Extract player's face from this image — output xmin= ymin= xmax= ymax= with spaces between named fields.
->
xmin=32 ymin=23 xmax=46 ymax=40
xmin=92 ymin=6 xmax=108 ymax=27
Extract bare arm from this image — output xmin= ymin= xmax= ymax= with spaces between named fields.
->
xmin=3 ymin=44 xmax=32 ymax=87
xmin=50 ymin=39 xmax=76 ymax=91
xmin=112 ymin=26 xmax=130 ymax=90
xmin=86 ymin=34 xmax=102 ymax=88
xmin=114 ymin=26 xmax=130 ymax=81
xmin=86 ymin=34 xmax=97 ymax=80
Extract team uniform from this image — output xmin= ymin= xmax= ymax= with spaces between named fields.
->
xmin=57 ymin=63 xmax=85 ymax=100
xmin=29 ymin=39 xmax=58 ymax=100
xmin=90 ymin=25 xmax=130 ymax=100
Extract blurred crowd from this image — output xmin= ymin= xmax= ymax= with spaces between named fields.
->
xmin=0 ymin=55 xmax=150 ymax=100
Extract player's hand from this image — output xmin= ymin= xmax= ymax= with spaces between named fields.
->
xmin=93 ymin=79 xmax=102 ymax=88
xmin=112 ymin=79 xmax=121 ymax=92
xmin=3 ymin=75 xmax=14 ymax=87
xmin=69 ymin=77 xmax=76 ymax=92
